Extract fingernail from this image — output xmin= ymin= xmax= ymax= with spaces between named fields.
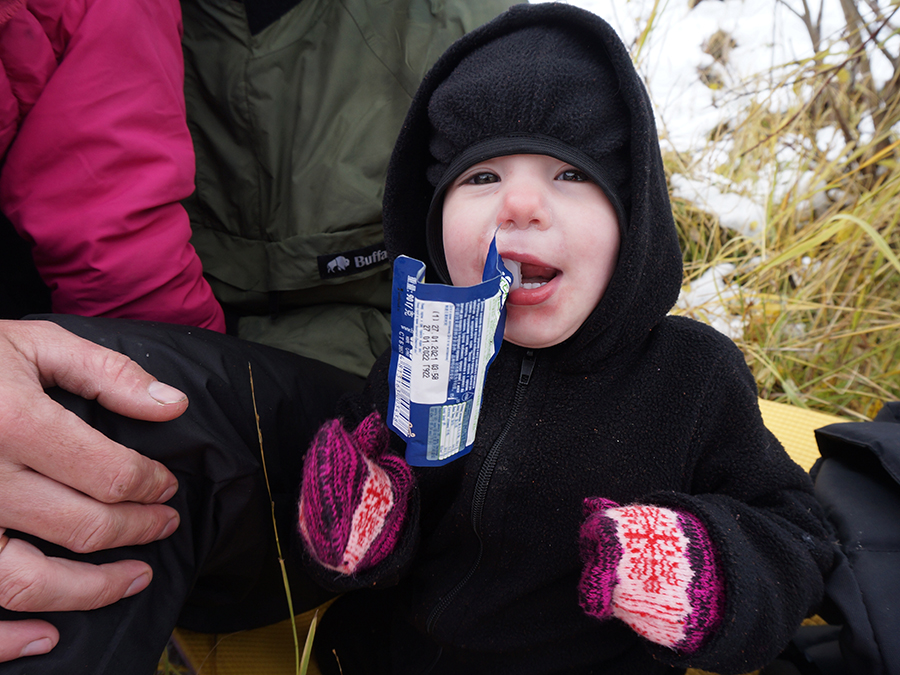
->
xmin=124 ymin=572 xmax=152 ymax=598
xmin=148 ymin=381 xmax=187 ymax=405
xmin=159 ymin=514 xmax=180 ymax=539
xmin=20 ymin=638 xmax=54 ymax=657
xmin=157 ymin=483 xmax=178 ymax=504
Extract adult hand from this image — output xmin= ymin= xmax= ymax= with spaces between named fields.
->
xmin=0 ymin=319 xmax=188 ymax=661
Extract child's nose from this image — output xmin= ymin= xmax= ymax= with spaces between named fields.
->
xmin=497 ymin=178 xmax=549 ymax=231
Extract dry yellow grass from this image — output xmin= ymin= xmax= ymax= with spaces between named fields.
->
xmin=667 ymin=48 xmax=900 ymax=421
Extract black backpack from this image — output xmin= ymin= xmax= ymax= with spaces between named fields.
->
xmin=765 ymin=402 xmax=900 ymax=675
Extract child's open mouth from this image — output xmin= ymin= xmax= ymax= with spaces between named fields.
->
xmin=520 ymin=263 xmax=558 ymax=289
xmin=505 ymin=260 xmax=560 ymax=306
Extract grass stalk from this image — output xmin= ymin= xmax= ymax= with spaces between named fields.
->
xmin=249 ymin=363 xmax=303 ymax=675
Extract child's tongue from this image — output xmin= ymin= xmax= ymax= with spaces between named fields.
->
xmin=520 ymin=263 xmax=558 ymax=290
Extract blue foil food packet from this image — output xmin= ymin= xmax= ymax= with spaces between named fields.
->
xmin=388 ymin=237 xmax=512 ymax=467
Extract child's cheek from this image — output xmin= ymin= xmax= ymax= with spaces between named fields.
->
xmin=449 ymin=243 xmax=489 ymax=287
xmin=503 ymin=305 xmax=531 ymax=339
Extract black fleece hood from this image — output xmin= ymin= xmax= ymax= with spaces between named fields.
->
xmin=383 ymin=2 xmax=683 ymax=366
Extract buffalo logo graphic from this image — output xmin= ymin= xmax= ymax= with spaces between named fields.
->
xmin=326 ymin=256 xmax=351 ymax=274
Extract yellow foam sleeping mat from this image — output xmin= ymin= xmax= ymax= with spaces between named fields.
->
xmin=169 ymin=398 xmax=844 ymax=675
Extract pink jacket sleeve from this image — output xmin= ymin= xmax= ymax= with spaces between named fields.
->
xmin=0 ymin=0 xmax=225 ymax=331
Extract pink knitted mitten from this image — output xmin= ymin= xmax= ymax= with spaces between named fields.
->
xmin=578 ymin=498 xmax=724 ymax=654
xmin=298 ymin=411 xmax=414 ymax=575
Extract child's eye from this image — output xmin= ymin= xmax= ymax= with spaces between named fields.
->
xmin=557 ymin=169 xmax=589 ymax=182
xmin=464 ymin=172 xmax=499 ymax=185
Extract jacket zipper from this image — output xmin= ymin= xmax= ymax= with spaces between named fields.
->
xmin=425 ymin=350 xmax=536 ymax=636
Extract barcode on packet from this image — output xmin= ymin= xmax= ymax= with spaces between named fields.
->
xmin=392 ymin=354 xmax=413 ymax=435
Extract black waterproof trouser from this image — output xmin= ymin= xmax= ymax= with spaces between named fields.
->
xmin=0 ymin=315 xmax=362 ymax=674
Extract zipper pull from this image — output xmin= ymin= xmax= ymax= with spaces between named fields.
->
xmin=519 ymin=350 xmax=536 ymax=385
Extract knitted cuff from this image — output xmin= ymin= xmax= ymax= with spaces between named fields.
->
xmin=298 ymin=412 xmax=413 ymax=575
xmin=578 ymin=497 xmax=622 ymax=620
xmin=578 ymin=500 xmax=724 ymax=654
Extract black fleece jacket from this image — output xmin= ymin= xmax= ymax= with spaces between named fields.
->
xmin=302 ymin=4 xmax=834 ymax=674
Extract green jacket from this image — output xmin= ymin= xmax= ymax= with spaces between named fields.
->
xmin=181 ymin=0 xmax=514 ymax=376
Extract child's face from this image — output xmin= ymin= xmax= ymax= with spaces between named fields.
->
xmin=442 ymin=154 xmax=620 ymax=349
